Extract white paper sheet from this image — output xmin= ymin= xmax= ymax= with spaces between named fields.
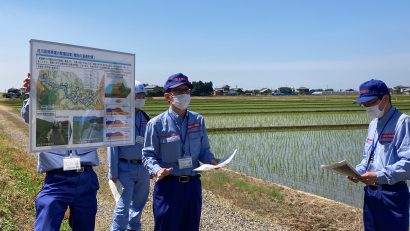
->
xmin=321 ymin=160 xmax=361 ymax=177
xmin=194 ymin=149 xmax=237 ymax=171
xmin=108 ymin=179 xmax=124 ymax=203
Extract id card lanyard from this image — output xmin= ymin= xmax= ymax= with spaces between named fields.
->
xmin=170 ymin=112 xmax=190 ymax=157
xmin=135 ymin=114 xmax=144 ymax=144
xmin=170 ymin=111 xmax=193 ymax=169
xmin=365 ymin=108 xmax=396 ymax=172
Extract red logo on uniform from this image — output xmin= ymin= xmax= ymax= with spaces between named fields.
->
xmin=360 ymin=89 xmax=369 ymax=94
xmin=381 ymin=133 xmax=394 ymax=139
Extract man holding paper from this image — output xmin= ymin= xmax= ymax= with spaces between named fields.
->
xmin=348 ymin=79 xmax=410 ymax=231
xmin=142 ymin=73 xmax=219 ymax=231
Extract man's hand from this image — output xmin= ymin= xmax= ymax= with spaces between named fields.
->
xmin=156 ymin=168 xmax=173 ymax=181
xmin=210 ymin=158 xmax=220 ymax=165
xmin=23 ymin=73 xmax=31 ymax=92
xmin=359 ymin=172 xmax=378 ymax=185
xmin=347 ymin=175 xmax=359 ymax=183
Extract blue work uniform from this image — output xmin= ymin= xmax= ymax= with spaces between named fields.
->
xmin=108 ymin=110 xmax=150 ymax=231
xmin=143 ymin=108 xmax=215 ymax=231
xmin=356 ymin=107 xmax=410 ymax=231
xmin=21 ymin=99 xmax=100 ymax=231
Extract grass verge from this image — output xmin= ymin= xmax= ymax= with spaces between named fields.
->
xmin=0 ymin=128 xmax=42 ymax=230
xmin=202 ymin=170 xmax=283 ymax=208
xmin=0 ymin=98 xmax=23 ymax=112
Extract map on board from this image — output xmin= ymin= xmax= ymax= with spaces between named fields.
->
xmin=36 ymin=69 xmax=104 ymax=110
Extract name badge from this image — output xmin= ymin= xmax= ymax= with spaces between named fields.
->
xmin=178 ymin=157 xmax=193 ymax=169
xmin=135 ymin=136 xmax=145 ymax=144
xmin=166 ymin=135 xmax=180 ymax=142
xmin=63 ymin=156 xmax=81 ymax=171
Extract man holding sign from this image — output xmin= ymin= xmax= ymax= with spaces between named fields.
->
xmin=22 ymin=74 xmax=100 ymax=231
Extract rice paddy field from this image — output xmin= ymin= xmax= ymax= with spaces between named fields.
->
xmin=4 ymin=95 xmax=409 ymax=208
xmin=144 ymin=95 xmax=410 ymax=208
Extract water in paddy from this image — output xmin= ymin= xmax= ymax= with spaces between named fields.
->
xmin=209 ymin=129 xmax=368 ymax=207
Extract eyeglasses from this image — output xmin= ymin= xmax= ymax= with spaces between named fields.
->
xmin=361 ymin=98 xmax=380 ymax=108
xmin=170 ymin=88 xmax=191 ymax=95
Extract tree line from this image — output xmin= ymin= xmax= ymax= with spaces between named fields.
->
xmin=146 ymin=81 xmax=214 ymax=97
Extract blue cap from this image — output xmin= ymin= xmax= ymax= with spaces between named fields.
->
xmin=163 ymin=73 xmax=192 ymax=91
xmin=354 ymin=79 xmax=389 ymax=104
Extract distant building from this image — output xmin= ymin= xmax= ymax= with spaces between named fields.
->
xmin=213 ymin=85 xmax=230 ymax=96
xmin=393 ymin=85 xmax=410 ymax=94
xmin=213 ymin=85 xmax=242 ymax=96
xmin=309 ymin=89 xmax=323 ymax=95
xmin=228 ymin=88 xmax=242 ymax=96
xmin=145 ymin=85 xmax=162 ymax=93
xmin=296 ymin=87 xmax=309 ymax=95
xmin=311 ymin=91 xmax=323 ymax=95
xmin=260 ymin=88 xmax=272 ymax=96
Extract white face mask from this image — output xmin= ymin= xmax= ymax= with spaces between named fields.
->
xmin=172 ymin=94 xmax=191 ymax=110
xmin=135 ymin=99 xmax=145 ymax=109
xmin=364 ymin=101 xmax=384 ymax=119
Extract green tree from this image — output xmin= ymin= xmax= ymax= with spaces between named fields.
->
xmin=146 ymin=87 xmax=164 ymax=97
xmin=192 ymin=81 xmax=213 ymax=96
xmin=278 ymin=87 xmax=293 ymax=95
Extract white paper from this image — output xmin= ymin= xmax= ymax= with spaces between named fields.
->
xmin=321 ymin=160 xmax=361 ymax=177
xmin=108 ymin=179 xmax=124 ymax=203
xmin=194 ymin=149 xmax=237 ymax=171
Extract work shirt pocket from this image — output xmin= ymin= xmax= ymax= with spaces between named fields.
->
xmin=188 ymin=132 xmax=202 ymax=159
xmin=159 ymin=135 xmax=181 ymax=163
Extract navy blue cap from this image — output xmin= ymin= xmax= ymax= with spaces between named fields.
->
xmin=354 ymin=79 xmax=389 ymax=104
xmin=163 ymin=73 xmax=192 ymax=91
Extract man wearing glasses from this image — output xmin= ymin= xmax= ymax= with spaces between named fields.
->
xmin=348 ymin=79 xmax=410 ymax=231
xmin=142 ymin=73 xmax=219 ymax=231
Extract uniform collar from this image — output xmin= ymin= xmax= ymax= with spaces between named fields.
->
xmin=168 ymin=108 xmax=187 ymax=124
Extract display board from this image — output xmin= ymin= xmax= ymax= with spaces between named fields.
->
xmin=30 ymin=39 xmax=135 ymax=152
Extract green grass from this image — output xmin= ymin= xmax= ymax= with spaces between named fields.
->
xmin=0 ymin=123 xmax=72 ymax=230
xmin=202 ymin=171 xmax=283 ymax=202
xmin=0 ymin=98 xmax=24 ymax=113
xmin=0 ymin=129 xmax=43 ymax=230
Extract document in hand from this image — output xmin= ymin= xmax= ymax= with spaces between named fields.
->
xmin=108 ymin=179 xmax=124 ymax=203
xmin=321 ymin=160 xmax=361 ymax=177
xmin=194 ymin=149 xmax=238 ymax=171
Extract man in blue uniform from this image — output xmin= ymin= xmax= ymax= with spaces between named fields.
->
xmin=108 ymin=81 xmax=150 ymax=231
xmin=348 ymin=79 xmax=410 ymax=231
xmin=22 ymin=74 xmax=100 ymax=231
xmin=142 ymin=73 xmax=220 ymax=231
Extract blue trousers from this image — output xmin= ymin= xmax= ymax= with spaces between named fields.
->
xmin=363 ymin=182 xmax=409 ymax=231
xmin=153 ymin=176 xmax=202 ymax=231
xmin=34 ymin=167 xmax=99 ymax=231
xmin=111 ymin=162 xmax=150 ymax=231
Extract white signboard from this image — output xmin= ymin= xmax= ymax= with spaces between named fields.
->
xmin=30 ymin=39 xmax=135 ymax=152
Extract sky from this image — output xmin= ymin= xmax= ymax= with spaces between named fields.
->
xmin=1 ymin=0 xmax=410 ymax=91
